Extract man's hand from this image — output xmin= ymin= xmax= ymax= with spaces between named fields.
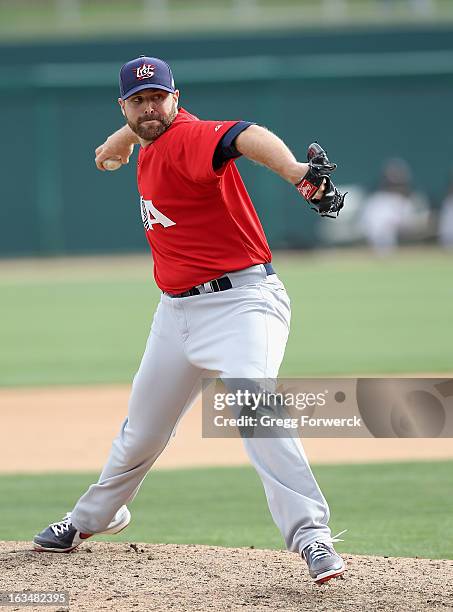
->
xmin=311 ymin=179 xmax=327 ymax=201
xmin=296 ymin=143 xmax=346 ymax=218
xmin=95 ymin=125 xmax=139 ymax=171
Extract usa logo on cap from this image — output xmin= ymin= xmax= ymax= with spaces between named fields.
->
xmin=135 ymin=64 xmax=155 ymax=80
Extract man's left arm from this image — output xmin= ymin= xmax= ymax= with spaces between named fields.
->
xmin=234 ymin=124 xmax=310 ymax=185
xmin=234 ymin=125 xmax=348 ymax=216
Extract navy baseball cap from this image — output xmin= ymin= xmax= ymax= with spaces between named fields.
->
xmin=119 ymin=56 xmax=175 ymax=100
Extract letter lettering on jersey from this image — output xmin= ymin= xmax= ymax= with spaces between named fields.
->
xmin=140 ymin=197 xmax=176 ymax=231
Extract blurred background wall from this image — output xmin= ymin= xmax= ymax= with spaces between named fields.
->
xmin=1 ymin=0 xmax=452 ymax=255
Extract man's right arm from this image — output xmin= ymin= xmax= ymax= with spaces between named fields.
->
xmin=95 ymin=125 xmax=139 ymax=171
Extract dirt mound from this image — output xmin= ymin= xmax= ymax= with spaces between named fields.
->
xmin=0 ymin=542 xmax=452 ymax=612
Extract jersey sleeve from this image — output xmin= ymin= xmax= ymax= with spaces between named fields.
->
xmin=171 ymin=120 xmax=243 ymax=183
xmin=213 ymin=121 xmax=255 ymax=171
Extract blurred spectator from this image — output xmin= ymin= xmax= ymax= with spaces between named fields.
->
xmin=439 ymin=172 xmax=453 ymax=249
xmin=361 ymin=158 xmax=430 ymax=254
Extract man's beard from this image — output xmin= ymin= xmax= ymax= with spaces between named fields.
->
xmin=128 ymin=103 xmax=178 ymax=142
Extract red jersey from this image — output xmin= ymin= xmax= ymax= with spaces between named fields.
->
xmin=137 ymin=107 xmax=272 ymax=294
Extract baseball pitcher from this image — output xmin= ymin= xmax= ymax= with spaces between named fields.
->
xmin=33 ymin=56 xmax=346 ymax=585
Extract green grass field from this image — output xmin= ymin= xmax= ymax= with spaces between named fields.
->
xmin=1 ymin=250 xmax=452 ymax=560
xmin=0 ymin=250 xmax=452 ymax=387
xmin=1 ymin=461 xmax=452 ymax=560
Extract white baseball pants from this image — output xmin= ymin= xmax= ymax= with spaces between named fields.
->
xmin=70 ymin=264 xmax=331 ymax=553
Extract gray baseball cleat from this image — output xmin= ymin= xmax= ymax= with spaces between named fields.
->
xmin=302 ymin=530 xmax=346 ymax=584
xmin=33 ymin=505 xmax=131 ymax=553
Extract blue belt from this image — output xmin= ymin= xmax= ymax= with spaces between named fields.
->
xmin=167 ymin=263 xmax=275 ymax=298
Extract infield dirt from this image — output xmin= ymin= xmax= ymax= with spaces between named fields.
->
xmin=1 ymin=541 xmax=452 ymax=611
xmin=2 ymin=385 xmax=453 ymax=472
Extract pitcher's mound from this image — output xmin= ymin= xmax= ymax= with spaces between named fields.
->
xmin=1 ymin=541 xmax=451 ymax=611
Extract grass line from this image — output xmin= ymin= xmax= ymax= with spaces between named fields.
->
xmin=1 ymin=461 xmax=452 ymax=559
xmin=1 ymin=251 xmax=452 ymax=386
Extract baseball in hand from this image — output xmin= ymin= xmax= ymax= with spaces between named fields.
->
xmin=102 ymin=158 xmax=122 ymax=171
